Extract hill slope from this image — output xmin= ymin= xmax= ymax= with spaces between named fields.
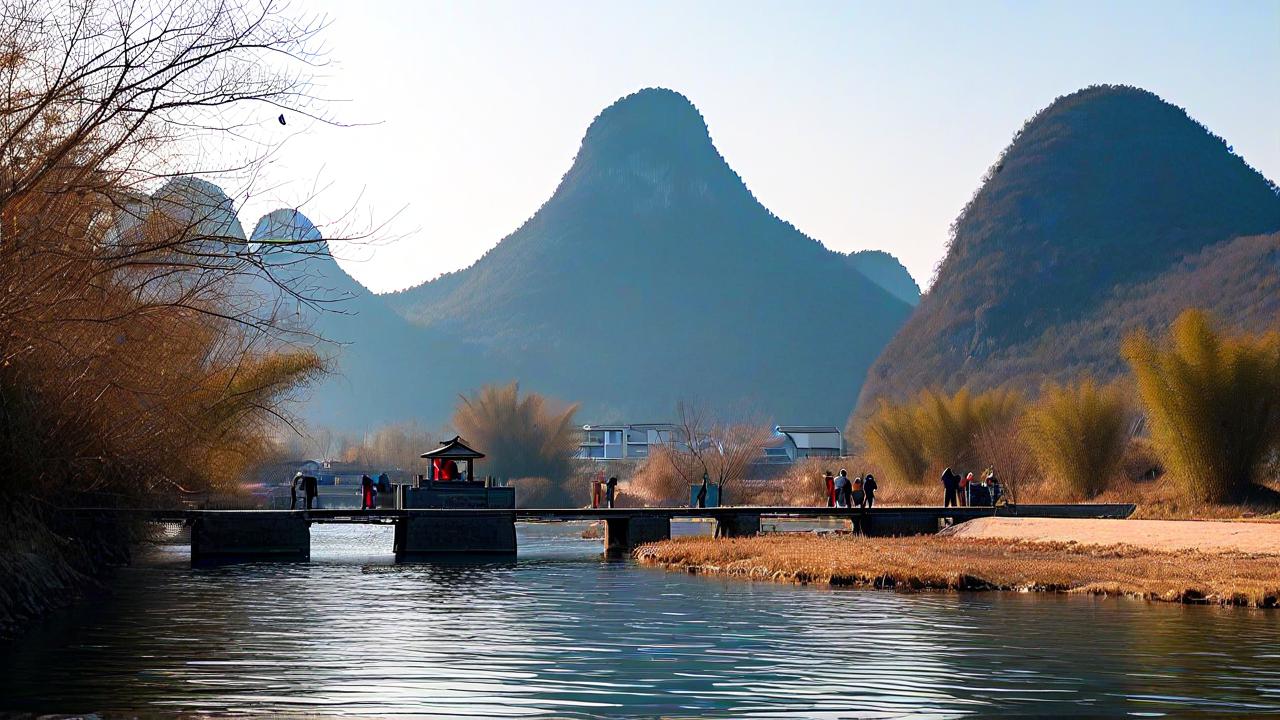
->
xmin=385 ymin=88 xmax=913 ymax=425
xmin=857 ymin=85 xmax=1280 ymax=415
xmin=845 ymin=250 xmax=920 ymax=305
xmin=247 ymin=211 xmax=477 ymax=430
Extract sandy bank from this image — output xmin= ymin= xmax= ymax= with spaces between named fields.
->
xmin=943 ymin=517 xmax=1280 ymax=555
xmin=635 ymin=534 xmax=1280 ymax=607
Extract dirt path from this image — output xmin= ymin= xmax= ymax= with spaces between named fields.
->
xmin=944 ymin=517 xmax=1280 ymax=555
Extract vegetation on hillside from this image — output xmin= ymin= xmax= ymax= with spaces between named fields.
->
xmin=1124 ymin=310 xmax=1280 ymax=503
xmin=848 ymin=310 xmax=1279 ymax=511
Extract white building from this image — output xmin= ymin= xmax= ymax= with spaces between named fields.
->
xmin=575 ymin=423 xmax=679 ymax=461
xmin=761 ymin=425 xmax=845 ymax=463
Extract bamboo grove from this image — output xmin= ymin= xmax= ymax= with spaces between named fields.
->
xmin=858 ymin=310 xmax=1280 ymax=503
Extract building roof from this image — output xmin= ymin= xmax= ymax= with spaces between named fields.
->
xmin=420 ymin=435 xmax=485 ymax=459
xmin=581 ymin=422 xmax=676 ymax=431
xmin=775 ymin=425 xmax=843 ymax=450
xmin=775 ymin=425 xmax=841 ymax=433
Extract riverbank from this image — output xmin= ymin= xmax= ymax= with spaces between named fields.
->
xmin=944 ymin=516 xmax=1280 ymax=554
xmin=635 ymin=528 xmax=1280 ymax=607
xmin=0 ymin=504 xmax=137 ymax=640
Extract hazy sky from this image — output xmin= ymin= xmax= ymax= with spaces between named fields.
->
xmin=242 ymin=0 xmax=1280 ymax=293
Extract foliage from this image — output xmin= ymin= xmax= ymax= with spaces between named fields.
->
xmin=861 ymin=399 xmax=929 ymax=486
xmin=915 ymin=387 xmax=1025 ymax=471
xmin=0 ymin=0 xmax=335 ymax=635
xmin=1123 ymin=310 xmax=1280 ymax=503
xmin=1019 ymin=379 xmax=1129 ymax=499
xmin=452 ymin=382 xmax=579 ymax=483
xmin=628 ymin=446 xmax=695 ymax=507
xmin=860 ymin=388 xmax=1023 ymax=486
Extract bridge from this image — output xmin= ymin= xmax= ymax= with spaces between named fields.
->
xmin=146 ymin=504 xmax=1137 ymax=564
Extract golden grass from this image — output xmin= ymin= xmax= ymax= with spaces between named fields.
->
xmin=636 ymin=534 xmax=1280 ymax=608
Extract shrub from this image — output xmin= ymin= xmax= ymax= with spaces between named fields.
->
xmin=627 ymin=446 xmax=690 ymax=506
xmin=915 ymin=387 xmax=1025 ymax=471
xmin=452 ymin=382 xmax=579 ymax=482
xmin=862 ymin=399 xmax=929 ymax=486
xmin=1123 ymin=310 xmax=1280 ymax=503
xmin=1020 ymin=379 xmax=1129 ymax=499
xmin=973 ymin=422 xmax=1036 ymax=504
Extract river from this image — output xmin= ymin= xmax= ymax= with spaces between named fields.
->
xmin=2 ymin=523 xmax=1279 ymax=717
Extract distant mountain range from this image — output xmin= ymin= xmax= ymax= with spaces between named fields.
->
xmin=135 ymin=88 xmax=918 ymax=431
xmin=134 ymin=84 xmax=1277 ymax=438
xmin=856 ymin=85 xmax=1280 ymax=420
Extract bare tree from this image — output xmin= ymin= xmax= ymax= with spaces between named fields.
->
xmin=0 ymin=0 xmax=356 ymax=512
xmin=662 ymin=399 xmax=769 ymax=503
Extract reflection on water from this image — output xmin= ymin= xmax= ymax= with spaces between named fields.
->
xmin=3 ymin=523 xmax=1280 ymax=717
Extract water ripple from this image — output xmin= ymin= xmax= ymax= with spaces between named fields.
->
xmin=2 ymin=522 xmax=1280 ymax=717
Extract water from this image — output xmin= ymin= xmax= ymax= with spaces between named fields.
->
xmin=3 ymin=523 xmax=1280 ymax=718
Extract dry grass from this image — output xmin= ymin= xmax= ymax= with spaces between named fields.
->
xmin=636 ymin=534 xmax=1280 ymax=607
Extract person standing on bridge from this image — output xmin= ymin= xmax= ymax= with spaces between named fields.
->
xmin=303 ymin=473 xmax=319 ymax=510
xmin=941 ymin=467 xmax=960 ymax=507
xmin=290 ymin=472 xmax=301 ymax=510
xmin=605 ymin=476 xmax=619 ymax=508
xmin=864 ymin=474 xmax=877 ymax=508
xmin=834 ymin=469 xmax=851 ymax=508
xmin=361 ymin=474 xmax=375 ymax=510
xmin=696 ymin=473 xmax=709 ymax=508
xmin=824 ymin=470 xmax=835 ymax=507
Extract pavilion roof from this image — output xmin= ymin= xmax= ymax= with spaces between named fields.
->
xmin=420 ymin=435 xmax=485 ymax=459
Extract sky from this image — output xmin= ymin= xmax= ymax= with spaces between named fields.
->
xmin=238 ymin=0 xmax=1280 ymax=294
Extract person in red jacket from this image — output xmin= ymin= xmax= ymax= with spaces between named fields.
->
xmin=824 ymin=471 xmax=836 ymax=507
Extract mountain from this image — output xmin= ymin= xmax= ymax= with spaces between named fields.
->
xmin=845 ymin=250 xmax=920 ymax=305
xmin=857 ymin=85 xmax=1280 ymax=417
xmin=246 ymin=210 xmax=481 ymax=430
xmin=383 ymin=88 xmax=913 ymax=427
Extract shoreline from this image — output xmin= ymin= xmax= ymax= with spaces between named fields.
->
xmin=634 ymin=530 xmax=1280 ymax=608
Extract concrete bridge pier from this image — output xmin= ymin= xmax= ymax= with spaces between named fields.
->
xmin=861 ymin=511 xmax=951 ymax=537
xmin=190 ymin=511 xmax=310 ymax=564
xmin=715 ymin=512 xmax=761 ymax=539
xmin=394 ymin=510 xmax=517 ymax=560
xmin=604 ymin=515 xmax=671 ymax=558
